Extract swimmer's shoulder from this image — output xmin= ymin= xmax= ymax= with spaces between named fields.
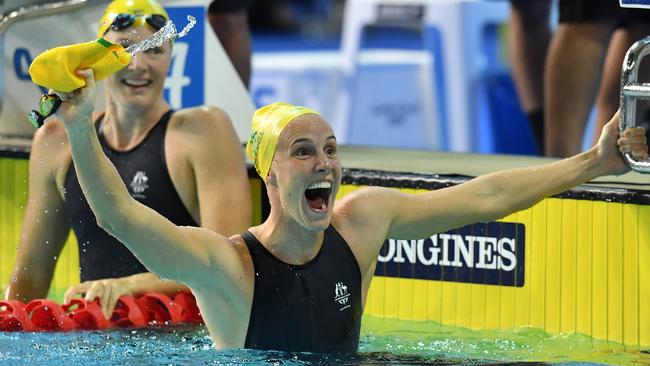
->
xmin=31 ymin=119 xmax=71 ymax=170
xmin=167 ymin=106 xmax=244 ymax=163
xmin=28 ymin=119 xmax=76 ymax=191
xmin=168 ymin=105 xmax=234 ymax=135
xmin=334 ymin=186 xmax=401 ymax=234
xmin=334 ymin=186 xmax=393 ymax=220
xmin=333 ymin=187 xmax=397 ymax=271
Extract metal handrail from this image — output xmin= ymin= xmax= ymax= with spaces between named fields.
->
xmin=620 ymin=36 xmax=650 ymax=173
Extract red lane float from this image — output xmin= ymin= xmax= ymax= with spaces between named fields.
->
xmin=0 ymin=292 xmax=202 ymax=332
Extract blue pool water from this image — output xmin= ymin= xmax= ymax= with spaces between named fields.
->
xmin=0 ymin=316 xmax=647 ymax=365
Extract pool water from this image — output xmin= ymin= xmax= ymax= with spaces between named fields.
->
xmin=0 ymin=316 xmax=647 ymax=365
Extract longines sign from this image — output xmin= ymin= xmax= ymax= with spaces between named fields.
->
xmin=375 ymin=222 xmax=525 ymax=287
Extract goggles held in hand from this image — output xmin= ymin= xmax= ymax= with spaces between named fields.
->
xmin=27 ymin=94 xmax=62 ymax=128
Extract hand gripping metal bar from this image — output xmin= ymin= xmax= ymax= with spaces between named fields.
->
xmin=620 ymin=36 xmax=650 ymax=173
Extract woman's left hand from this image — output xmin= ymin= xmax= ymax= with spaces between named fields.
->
xmin=596 ymin=110 xmax=648 ymax=176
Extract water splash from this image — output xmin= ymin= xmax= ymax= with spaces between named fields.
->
xmin=125 ymin=15 xmax=196 ymax=56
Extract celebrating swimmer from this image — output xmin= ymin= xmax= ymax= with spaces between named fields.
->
xmin=48 ymin=64 xmax=646 ymax=351
xmin=6 ymin=0 xmax=251 ymax=319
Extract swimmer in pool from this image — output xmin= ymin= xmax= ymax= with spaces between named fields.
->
xmin=50 ymin=68 xmax=647 ymax=352
xmin=5 ymin=0 xmax=251 ymax=319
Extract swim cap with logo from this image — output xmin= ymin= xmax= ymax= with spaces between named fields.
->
xmin=97 ymin=0 xmax=170 ymax=38
xmin=246 ymin=102 xmax=319 ymax=182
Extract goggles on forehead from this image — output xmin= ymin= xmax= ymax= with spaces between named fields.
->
xmin=105 ymin=13 xmax=168 ymax=35
xmin=27 ymin=94 xmax=62 ymax=128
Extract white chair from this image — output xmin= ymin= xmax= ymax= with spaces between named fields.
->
xmin=341 ymin=0 xmax=510 ymax=152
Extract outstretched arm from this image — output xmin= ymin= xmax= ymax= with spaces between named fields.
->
xmin=342 ymin=111 xmax=647 ymax=248
xmin=52 ymin=69 xmax=227 ymax=288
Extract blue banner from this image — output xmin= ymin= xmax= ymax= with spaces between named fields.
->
xmin=375 ymin=222 xmax=525 ymax=287
xmin=164 ymin=7 xmax=205 ymax=108
xmin=620 ymin=0 xmax=650 ymax=8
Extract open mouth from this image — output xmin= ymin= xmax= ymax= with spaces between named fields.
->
xmin=122 ymin=79 xmax=151 ymax=88
xmin=304 ymin=181 xmax=331 ymax=212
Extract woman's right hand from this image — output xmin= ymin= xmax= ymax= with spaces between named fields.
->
xmin=51 ymin=69 xmax=97 ymax=132
xmin=63 ymin=277 xmax=134 ymax=320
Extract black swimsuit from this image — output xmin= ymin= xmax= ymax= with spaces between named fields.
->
xmin=63 ymin=110 xmax=197 ymax=281
xmin=242 ymin=226 xmax=363 ymax=353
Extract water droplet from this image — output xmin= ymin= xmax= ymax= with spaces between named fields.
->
xmin=53 ymin=256 xmax=57 ymax=260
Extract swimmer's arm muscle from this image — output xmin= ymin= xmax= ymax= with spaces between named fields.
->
xmin=386 ymin=150 xmax=604 ymax=239
xmin=384 ymin=114 xmax=645 ymax=239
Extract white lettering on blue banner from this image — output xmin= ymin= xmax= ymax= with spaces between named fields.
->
xmin=376 ymin=222 xmax=525 ymax=286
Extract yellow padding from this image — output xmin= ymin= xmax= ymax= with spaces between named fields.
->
xmin=29 ymin=38 xmax=131 ymax=93
xmin=338 ymin=185 xmax=650 ymax=348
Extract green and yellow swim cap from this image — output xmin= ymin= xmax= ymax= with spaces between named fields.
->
xmin=97 ymin=0 xmax=170 ymax=38
xmin=246 ymin=102 xmax=320 ymax=182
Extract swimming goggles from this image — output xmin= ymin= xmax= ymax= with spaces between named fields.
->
xmin=27 ymin=94 xmax=62 ymax=128
xmin=106 ymin=13 xmax=168 ymax=35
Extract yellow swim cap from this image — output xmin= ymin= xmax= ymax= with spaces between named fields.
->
xmin=246 ymin=102 xmax=320 ymax=182
xmin=97 ymin=0 xmax=170 ymax=38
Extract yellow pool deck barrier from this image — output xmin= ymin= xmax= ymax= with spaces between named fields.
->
xmin=1 ymin=145 xmax=648 ymax=348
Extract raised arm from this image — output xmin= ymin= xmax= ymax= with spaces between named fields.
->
xmin=5 ymin=124 xmax=71 ymax=301
xmin=63 ymin=106 xmax=253 ymax=316
xmin=53 ymin=69 xmax=228 ymax=289
xmin=341 ymin=111 xmax=646 ymax=250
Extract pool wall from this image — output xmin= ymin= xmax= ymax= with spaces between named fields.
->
xmin=336 ymin=168 xmax=650 ymax=348
xmin=1 ymin=151 xmax=648 ymax=348
xmin=0 ymin=154 xmax=265 ymax=301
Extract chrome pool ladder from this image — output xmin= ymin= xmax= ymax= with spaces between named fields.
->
xmin=621 ymin=36 xmax=650 ymax=173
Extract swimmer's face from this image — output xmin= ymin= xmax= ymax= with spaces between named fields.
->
xmin=269 ymin=114 xmax=341 ymax=232
xmin=103 ymin=25 xmax=171 ymax=109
